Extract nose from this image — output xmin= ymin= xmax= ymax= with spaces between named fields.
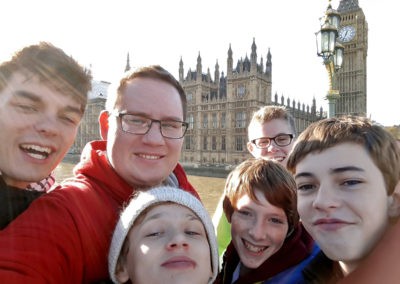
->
xmin=142 ymin=121 xmax=165 ymax=145
xmin=166 ymin=232 xmax=189 ymax=250
xmin=248 ymin=217 xmax=267 ymax=241
xmin=266 ymin=141 xmax=280 ymax=152
xmin=312 ymin=184 xmax=340 ymax=211
xmin=34 ymin=113 xmax=59 ymax=136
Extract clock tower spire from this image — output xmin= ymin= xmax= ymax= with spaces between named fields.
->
xmin=335 ymin=0 xmax=368 ymax=116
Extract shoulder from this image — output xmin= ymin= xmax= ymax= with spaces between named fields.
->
xmin=302 ymin=251 xmax=343 ymax=284
xmin=266 ymin=246 xmax=319 ymax=284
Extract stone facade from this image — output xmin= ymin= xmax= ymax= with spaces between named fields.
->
xmin=69 ymin=80 xmax=109 ymax=154
xmin=179 ymin=39 xmax=325 ymax=168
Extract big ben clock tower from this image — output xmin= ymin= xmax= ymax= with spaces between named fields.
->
xmin=335 ymin=0 xmax=368 ymax=116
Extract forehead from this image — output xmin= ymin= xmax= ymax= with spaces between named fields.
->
xmin=0 ymin=71 xmax=82 ymax=108
xmin=138 ymin=203 xmax=198 ymax=225
xmin=296 ymin=143 xmax=381 ymax=177
xmin=119 ymin=77 xmax=183 ymax=119
xmin=236 ymin=189 xmax=286 ymax=214
xmin=249 ymin=119 xmax=292 ymax=138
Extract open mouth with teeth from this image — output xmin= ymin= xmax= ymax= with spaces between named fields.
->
xmin=271 ymin=156 xmax=285 ymax=162
xmin=20 ymin=144 xmax=52 ymax=160
xmin=243 ymin=239 xmax=268 ymax=254
xmin=138 ymin=154 xmax=162 ymax=160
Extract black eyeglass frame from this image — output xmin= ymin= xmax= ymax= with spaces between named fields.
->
xmin=250 ymin=134 xmax=294 ymax=149
xmin=110 ymin=111 xmax=189 ymax=139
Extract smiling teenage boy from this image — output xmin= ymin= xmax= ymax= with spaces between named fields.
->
xmin=215 ymin=158 xmax=317 ymax=283
xmin=286 ymin=116 xmax=400 ymax=283
xmin=0 ymin=42 xmax=91 ymax=229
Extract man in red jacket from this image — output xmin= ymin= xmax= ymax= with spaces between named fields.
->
xmin=0 ymin=65 xmax=199 ymax=283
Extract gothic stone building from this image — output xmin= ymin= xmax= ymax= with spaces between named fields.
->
xmin=69 ymin=80 xmax=108 ymax=154
xmin=179 ymin=39 xmax=324 ymax=168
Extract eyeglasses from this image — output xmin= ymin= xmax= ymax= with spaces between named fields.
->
xmin=111 ymin=111 xmax=188 ymax=139
xmin=251 ymin=134 xmax=294 ymax=149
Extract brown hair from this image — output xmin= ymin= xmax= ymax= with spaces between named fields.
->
xmin=223 ymin=158 xmax=299 ymax=234
xmin=106 ymin=65 xmax=187 ymax=120
xmin=287 ymin=115 xmax=400 ymax=195
xmin=248 ymin=105 xmax=296 ymax=140
xmin=0 ymin=42 xmax=92 ymax=113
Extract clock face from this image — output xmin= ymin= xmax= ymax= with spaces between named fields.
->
xmin=339 ymin=25 xmax=356 ymax=42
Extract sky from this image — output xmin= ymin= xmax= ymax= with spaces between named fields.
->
xmin=1 ymin=0 xmax=398 ymax=126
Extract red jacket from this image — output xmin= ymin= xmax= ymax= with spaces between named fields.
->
xmin=0 ymin=140 xmax=198 ymax=283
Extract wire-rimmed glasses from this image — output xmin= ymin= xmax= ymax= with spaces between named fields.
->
xmin=111 ymin=111 xmax=188 ymax=139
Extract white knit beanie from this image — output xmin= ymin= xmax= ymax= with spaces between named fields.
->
xmin=108 ymin=186 xmax=219 ymax=283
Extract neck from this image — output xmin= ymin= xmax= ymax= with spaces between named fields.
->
xmin=339 ymin=260 xmax=360 ymax=276
xmin=1 ymin=175 xmax=29 ymax=189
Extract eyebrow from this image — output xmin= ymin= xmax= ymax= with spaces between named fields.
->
xmin=144 ymin=211 xmax=200 ymax=224
xmin=294 ymin=172 xmax=314 ymax=179
xmin=330 ymin=166 xmax=365 ymax=174
xmin=294 ymin=166 xmax=365 ymax=180
xmin=145 ymin=212 xmax=163 ymax=222
xmin=14 ymin=90 xmax=83 ymax=115
xmin=13 ymin=90 xmax=41 ymax=102
xmin=122 ymin=111 xmax=184 ymax=122
xmin=186 ymin=213 xmax=201 ymax=222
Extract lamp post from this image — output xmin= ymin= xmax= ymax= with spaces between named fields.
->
xmin=316 ymin=0 xmax=344 ymax=118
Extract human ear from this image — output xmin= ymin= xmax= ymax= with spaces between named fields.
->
xmin=388 ymin=180 xmax=400 ymax=218
xmin=247 ymin=141 xmax=255 ymax=154
xmin=99 ymin=110 xmax=109 ymax=140
xmin=115 ymin=261 xmax=130 ymax=284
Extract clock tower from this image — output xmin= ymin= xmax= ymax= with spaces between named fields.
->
xmin=335 ymin=0 xmax=368 ymax=116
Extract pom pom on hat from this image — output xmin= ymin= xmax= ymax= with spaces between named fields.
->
xmin=108 ymin=186 xmax=219 ymax=283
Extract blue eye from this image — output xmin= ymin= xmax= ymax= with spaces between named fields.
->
xmin=342 ymin=179 xmax=362 ymax=187
xmin=297 ymin=183 xmax=316 ymax=192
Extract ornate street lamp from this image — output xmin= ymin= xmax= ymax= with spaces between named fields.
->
xmin=316 ymin=0 xmax=343 ymax=118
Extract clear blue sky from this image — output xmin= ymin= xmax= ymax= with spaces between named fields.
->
xmin=1 ymin=0 xmax=398 ymax=126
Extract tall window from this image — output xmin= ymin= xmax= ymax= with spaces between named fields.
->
xmin=188 ymin=114 xmax=194 ymax=129
xmin=212 ymin=113 xmax=217 ymax=128
xmin=221 ymin=112 xmax=226 ymax=128
xmin=235 ymin=111 xmax=246 ymax=128
xmin=221 ymin=136 xmax=226 ymax=151
xmin=202 ymin=113 xmax=208 ymax=128
xmin=237 ymin=84 xmax=245 ymax=98
xmin=185 ymin=136 xmax=192 ymax=150
xmin=212 ymin=136 xmax=216 ymax=150
xmin=235 ymin=136 xmax=244 ymax=151
xmin=203 ymin=136 xmax=207 ymax=150
xmin=187 ymin=93 xmax=193 ymax=104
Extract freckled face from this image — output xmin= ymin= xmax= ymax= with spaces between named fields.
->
xmin=230 ymin=189 xmax=288 ymax=271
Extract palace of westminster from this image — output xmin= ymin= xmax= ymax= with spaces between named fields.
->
xmin=71 ymin=0 xmax=368 ymax=169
